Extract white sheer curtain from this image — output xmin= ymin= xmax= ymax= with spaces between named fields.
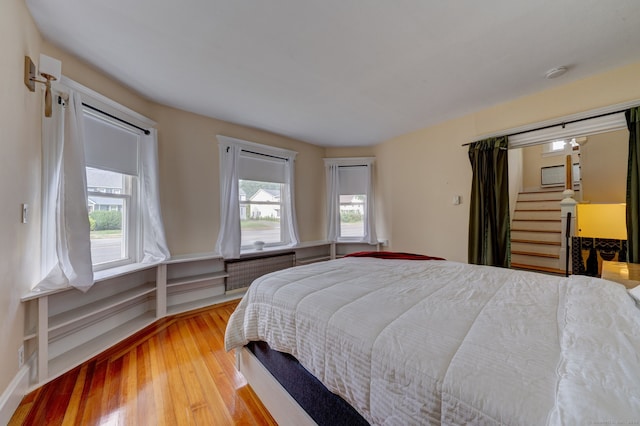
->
xmin=282 ymin=152 xmax=300 ymax=246
xmin=325 ymin=163 xmax=340 ymax=242
xmin=36 ymin=91 xmax=94 ymax=292
xmin=140 ymin=129 xmax=170 ymax=263
xmin=363 ymin=163 xmax=378 ymax=244
xmin=215 ymin=143 xmax=241 ymax=259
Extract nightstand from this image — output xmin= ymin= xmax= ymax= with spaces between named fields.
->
xmin=601 ymin=261 xmax=640 ymax=289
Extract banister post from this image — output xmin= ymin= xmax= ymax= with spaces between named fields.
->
xmin=560 ymin=154 xmax=577 ymax=274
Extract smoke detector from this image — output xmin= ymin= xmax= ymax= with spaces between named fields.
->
xmin=544 ymin=66 xmax=568 ymax=79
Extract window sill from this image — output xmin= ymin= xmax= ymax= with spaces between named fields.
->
xmin=239 ymin=240 xmax=333 ymax=258
xmin=22 ymin=262 xmax=161 ymax=302
xmin=93 ymin=262 xmax=160 ymax=283
xmin=240 ymin=244 xmax=300 ymax=259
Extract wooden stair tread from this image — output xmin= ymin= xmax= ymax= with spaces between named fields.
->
xmin=517 ymin=199 xmax=564 ymax=202
xmin=511 ymin=239 xmax=561 ymax=246
xmin=511 ymin=263 xmax=565 ymax=275
xmin=518 ymin=190 xmax=564 ymax=194
xmin=511 ymin=229 xmax=561 ymax=233
xmin=512 ymin=219 xmax=561 ymax=222
xmin=511 ymin=250 xmax=559 ymax=259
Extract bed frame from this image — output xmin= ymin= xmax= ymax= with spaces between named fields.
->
xmin=237 ymin=342 xmax=369 ymax=426
xmin=236 ymin=347 xmax=316 ymax=425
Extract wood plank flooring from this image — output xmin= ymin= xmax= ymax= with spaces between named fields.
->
xmin=9 ymin=300 xmax=276 ymax=426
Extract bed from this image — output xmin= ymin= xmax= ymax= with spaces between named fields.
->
xmin=225 ymin=255 xmax=640 ymax=425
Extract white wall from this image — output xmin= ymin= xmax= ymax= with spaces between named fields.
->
xmin=0 ymin=0 xmax=43 ymax=402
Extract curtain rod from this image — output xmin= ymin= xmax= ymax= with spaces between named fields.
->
xmin=226 ymin=146 xmax=289 ymax=161
xmin=461 ymin=108 xmax=628 ymax=147
xmin=82 ymin=102 xmax=151 ymax=135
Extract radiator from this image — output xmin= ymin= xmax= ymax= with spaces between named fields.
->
xmin=225 ymin=252 xmax=295 ymax=293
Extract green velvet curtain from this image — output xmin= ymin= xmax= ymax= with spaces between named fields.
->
xmin=468 ymin=136 xmax=511 ymax=267
xmin=626 ymin=107 xmax=640 ymax=263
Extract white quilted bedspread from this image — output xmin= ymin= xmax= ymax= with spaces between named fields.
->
xmin=224 ymin=258 xmax=640 ymax=425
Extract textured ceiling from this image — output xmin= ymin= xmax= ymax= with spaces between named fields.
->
xmin=26 ymin=0 xmax=640 ymax=147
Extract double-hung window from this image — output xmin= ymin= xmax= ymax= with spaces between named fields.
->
xmin=324 ymin=157 xmax=377 ymax=244
xmin=216 ymin=136 xmax=299 ymax=258
xmin=238 ymin=151 xmax=290 ymax=248
xmin=83 ymin=109 xmax=141 ymax=270
xmin=38 ymin=79 xmax=168 ymax=292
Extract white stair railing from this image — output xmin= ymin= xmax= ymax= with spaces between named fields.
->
xmin=560 ymin=154 xmax=577 ymax=274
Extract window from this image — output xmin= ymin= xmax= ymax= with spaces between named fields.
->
xmin=237 ymin=148 xmax=294 ymax=249
xmin=38 ymin=80 xmax=168 ymax=291
xmin=543 ymin=138 xmax=578 ymax=156
xmin=324 ymin=157 xmax=377 ymax=243
xmin=83 ymin=109 xmax=140 ymax=270
xmin=337 ymin=167 xmax=367 ymax=238
xmin=239 ymin=180 xmax=284 ymax=246
xmin=215 ymin=136 xmax=299 ymax=258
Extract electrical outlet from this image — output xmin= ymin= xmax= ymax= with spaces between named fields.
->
xmin=18 ymin=345 xmax=24 ymax=368
xmin=22 ymin=203 xmax=29 ymax=224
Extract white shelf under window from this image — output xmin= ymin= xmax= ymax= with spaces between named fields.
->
xmin=166 ymin=292 xmax=245 ymax=316
xmin=166 ymin=271 xmax=228 ymax=288
xmin=21 ymin=239 xmax=384 ymax=389
xmin=48 ymin=311 xmax=156 ymax=379
xmin=48 ymin=282 xmax=156 ymax=332
xmin=295 ymin=255 xmax=332 ymax=265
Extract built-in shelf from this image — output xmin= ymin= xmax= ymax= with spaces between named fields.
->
xmin=48 ymin=312 xmax=156 ymax=380
xmin=166 ymin=292 xmax=245 ymax=316
xmin=23 ymin=329 xmax=36 ymax=342
xmin=296 ymin=255 xmax=332 ymax=265
xmin=21 ymin=239 xmax=383 ymax=389
xmin=48 ymin=282 xmax=155 ymax=332
xmin=167 ymin=271 xmax=228 ymax=288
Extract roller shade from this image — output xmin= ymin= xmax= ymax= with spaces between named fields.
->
xmin=83 ymin=112 xmax=139 ymax=176
xmin=339 ymin=166 xmax=367 ymax=194
xmin=239 ymin=151 xmax=286 ymax=183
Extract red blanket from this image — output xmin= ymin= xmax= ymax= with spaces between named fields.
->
xmin=344 ymin=251 xmax=445 ymax=261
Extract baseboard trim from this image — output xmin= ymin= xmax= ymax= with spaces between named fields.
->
xmin=0 ymin=365 xmax=29 ymax=425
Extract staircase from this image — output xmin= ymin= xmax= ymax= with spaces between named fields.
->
xmin=511 ymin=189 xmax=565 ymax=275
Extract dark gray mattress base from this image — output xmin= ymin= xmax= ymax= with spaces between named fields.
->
xmin=247 ymin=341 xmax=369 ymax=426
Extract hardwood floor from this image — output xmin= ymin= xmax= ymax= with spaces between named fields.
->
xmin=9 ymin=300 xmax=276 ymax=425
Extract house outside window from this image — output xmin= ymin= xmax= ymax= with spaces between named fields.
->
xmin=239 ymin=181 xmax=284 ymax=246
xmin=339 ymin=194 xmax=365 ymax=237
